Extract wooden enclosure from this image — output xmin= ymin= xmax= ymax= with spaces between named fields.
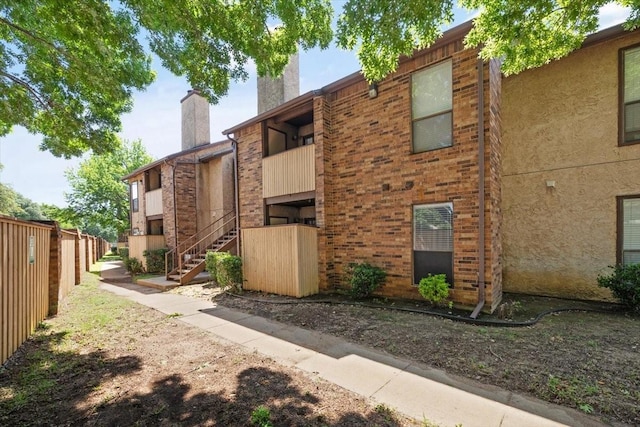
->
xmin=241 ymin=224 xmax=318 ymax=297
xmin=128 ymin=235 xmax=166 ymax=270
xmin=262 ymin=144 xmax=316 ymax=198
xmin=0 ymin=216 xmax=51 ymax=365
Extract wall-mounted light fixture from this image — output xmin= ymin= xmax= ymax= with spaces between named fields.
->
xmin=546 ymin=180 xmax=556 ymax=188
xmin=368 ymin=82 xmax=378 ymax=99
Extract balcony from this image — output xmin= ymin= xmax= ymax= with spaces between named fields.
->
xmin=145 ymin=188 xmax=163 ymax=216
xmin=241 ymin=224 xmax=318 ymax=297
xmin=262 ymin=144 xmax=315 ymax=198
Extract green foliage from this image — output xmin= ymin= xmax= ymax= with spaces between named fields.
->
xmin=205 ymin=251 xmax=243 ymax=291
xmin=250 ymin=405 xmax=272 ymax=427
xmin=346 ymin=262 xmax=387 ymax=299
xmin=124 ymin=257 xmax=144 ymax=275
xmin=143 ymin=248 xmax=168 ymax=274
xmin=336 ymin=0 xmax=640 ymax=81
xmin=418 ymin=274 xmax=450 ymax=305
xmin=64 ymin=139 xmax=153 ymax=235
xmin=597 ymin=264 xmax=640 ymax=312
xmin=119 ymin=247 xmax=129 ymax=260
xmin=5 ymin=0 xmax=635 ymax=160
xmin=0 ymin=182 xmax=46 ymax=220
xmin=0 ymin=1 xmax=154 ymax=157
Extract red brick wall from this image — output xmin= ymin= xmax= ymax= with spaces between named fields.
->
xmin=234 ymin=38 xmax=502 ymax=310
xmin=323 ymin=43 xmax=501 ymax=308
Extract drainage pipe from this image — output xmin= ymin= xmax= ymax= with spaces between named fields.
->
xmin=471 ymin=58 xmax=486 ymax=319
xmin=227 ymin=134 xmax=241 ymax=255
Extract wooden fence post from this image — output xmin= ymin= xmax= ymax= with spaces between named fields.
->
xmin=47 ymin=222 xmax=62 ymax=316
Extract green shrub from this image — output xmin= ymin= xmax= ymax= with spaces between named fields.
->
xmin=346 ymin=262 xmax=387 ymax=299
xmin=119 ymin=248 xmax=129 ymax=260
xmin=110 ymin=245 xmax=118 ymax=255
xmin=597 ymin=264 xmax=640 ymax=312
xmin=205 ymin=251 xmax=243 ymax=292
xmin=143 ymin=248 xmax=168 ymax=274
xmin=124 ymin=257 xmax=144 ymax=275
xmin=250 ymin=405 xmax=272 ymax=427
xmin=418 ymin=274 xmax=450 ymax=305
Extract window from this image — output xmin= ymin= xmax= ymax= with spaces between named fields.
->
xmin=621 ymin=46 xmax=640 ymax=145
xmin=411 ymin=60 xmax=453 ymax=153
xmin=131 ymin=182 xmax=139 ymax=212
xmin=619 ymin=196 xmax=640 ymax=265
xmin=413 ymin=203 xmax=453 ymax=284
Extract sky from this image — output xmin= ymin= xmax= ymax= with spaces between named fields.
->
xmin=0 ymin=4 xmax=632 ymax=208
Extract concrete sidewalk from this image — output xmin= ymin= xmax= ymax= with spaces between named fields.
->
xmin=99 ymin=261 xmax=602 ymax=427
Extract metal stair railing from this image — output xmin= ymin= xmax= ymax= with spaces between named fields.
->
xmin=165 ymin=209 xmax=236 ymax=280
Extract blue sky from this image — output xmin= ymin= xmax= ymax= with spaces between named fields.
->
xmin=0 ymin=4 xmax=631 ymax=207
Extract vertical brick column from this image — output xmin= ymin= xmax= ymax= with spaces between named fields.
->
xmin=47 ymin=223 xmax=62 ymax=315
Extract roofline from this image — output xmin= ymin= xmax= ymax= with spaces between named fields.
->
xmin=122 ymin=140 xmax=229 ymax=181
xmin=582 ymin=23 xmax=626 ymax=49
xmin=222 ymin=20 xmax=634 ymax=136
xmin=223 ymin=20 xmax=474 ymax=135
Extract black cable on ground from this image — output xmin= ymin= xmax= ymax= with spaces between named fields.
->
xmin=222 ymin=292 xmax=621 ymax=328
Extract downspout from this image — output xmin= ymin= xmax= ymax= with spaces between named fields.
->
xmin=226 ymin=134 xmax=241 ymax=255
xmin=470 ymin=58 xmax=486 ymax=319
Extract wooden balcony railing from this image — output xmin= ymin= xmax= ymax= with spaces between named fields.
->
xmin=262 ymin=144 xmax=315 ymax=198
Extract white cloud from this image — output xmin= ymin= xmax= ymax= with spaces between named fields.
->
xmin=598 ymin=4 xmax=631 ymax=29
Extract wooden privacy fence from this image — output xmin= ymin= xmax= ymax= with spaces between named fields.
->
xmin=0 ymin=215 xmax=109 ymax=365
xmin=241 ymin=224 xmax=318 ymax=298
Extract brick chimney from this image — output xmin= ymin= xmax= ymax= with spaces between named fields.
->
xmin=181 ymin=89 xmax=210 ymax=151
xmin=257 ymin=53 xmax=300 ymax=114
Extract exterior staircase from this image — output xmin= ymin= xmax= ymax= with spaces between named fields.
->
xmin=165 ymin=210 xmax=237 ymax=285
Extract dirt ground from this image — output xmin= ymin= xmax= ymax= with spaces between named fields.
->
xmin=2 ymin=277 xmax=639 ymax=426
xmin=0 ymin=276 xmax=418 ymax=427
xmin=173 ymin=285 xmax=640 ymax=426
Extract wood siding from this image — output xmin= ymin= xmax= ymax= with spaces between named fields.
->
xmin=59 ymin=231 xmax=77 ymax=302
xmin=145 ymin=188 xmax=163 ymax=216
xmin=0 ymin=217 xmax=51 ymax=365
xmin=262 ymin=144 xmax=315 ymax=198
xmin=241 ymin=224 xmax=318 ymax=297
xmin=128 ymin=235 xmax=166 ymax=270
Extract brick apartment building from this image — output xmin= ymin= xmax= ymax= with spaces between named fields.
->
xmin=223 ymin=21 xmax=640 ymax=312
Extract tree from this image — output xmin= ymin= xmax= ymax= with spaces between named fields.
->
xmin=337 ymin=0 xmax=640 ymax=81
xmin=64 ymin=139 xmax=153 ymax=237
xmin=2 ymin=1 xmax=638 ymax=158
xmin=0 ymin=177 xmax=46 ymax=220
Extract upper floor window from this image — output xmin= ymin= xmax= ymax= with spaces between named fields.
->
xmin=411 ymin=60 xmax=453 ymax=153
xmin=621 ymin=45 xmax=640 ymax=145
xmin=131 ymin=182 xmax=139 ymax=212
xmin=619 ymin=196 xmax=640 ymax=265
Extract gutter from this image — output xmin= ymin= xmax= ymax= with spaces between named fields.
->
xmin=226 ymin=134 xmax=241 ymax=255
xmin=471 ymin=58 xmax=486 ymax=319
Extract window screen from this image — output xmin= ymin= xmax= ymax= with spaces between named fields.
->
xmin=413 ymin=203 xmax=453 ymax=251
xmin=622 ymin=197 xmax=640 ymax=265
xmin=623 ymin=46 xmax=640 ymax=144
xmin=411 ymin=60 xmax=453 ymax=152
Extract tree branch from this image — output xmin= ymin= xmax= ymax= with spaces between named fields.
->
xmin=0 ymin=16 xmax=71 ymax=66
xmin=0 ymin=71 xmax=51 ymax=109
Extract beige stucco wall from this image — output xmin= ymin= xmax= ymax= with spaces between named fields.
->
xmin=502 ymin=30 xmax=640 ymax=300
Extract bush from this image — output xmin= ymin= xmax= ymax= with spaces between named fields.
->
xmin=110 ymin=245 xmax=118 ymax=255
xmin=597 ymin=264 xmax=640 ymax=312
xmin=119 ymin=248 xmax=129 ymax=260
xmin=205 ymin=251 xmax=243 ymax=292
xmin=418 ymin=274 xmax=450 ymax=305
xmin=346 ymin=262 xmax=387 ymax=299
xmin=124 ymin=257 xmax=144 ymax=275
xmin=143 ymin=248 xmax=168 ymax=274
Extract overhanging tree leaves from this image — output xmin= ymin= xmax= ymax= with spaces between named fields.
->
xmin=64 ymin=139 xmax=152 ymax=236
xmin=337 ymin=0 xmax=640 ymax=80
xmin=2 ymin=1 xmax=639 ymax=158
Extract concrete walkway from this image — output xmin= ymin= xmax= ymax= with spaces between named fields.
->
xmin=99 ymin=261 xmax=602 ymax=427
